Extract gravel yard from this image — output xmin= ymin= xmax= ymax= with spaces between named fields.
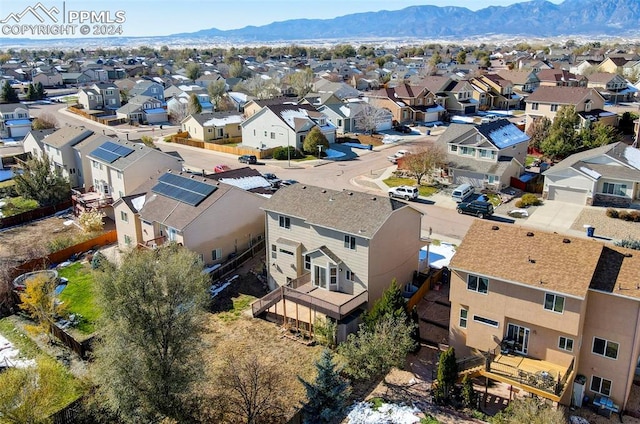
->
xmin=571 ymin=207 xmax=640 ymax=241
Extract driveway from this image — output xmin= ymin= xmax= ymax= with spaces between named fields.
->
xmin=519 ymin=200 xmax=584 ymax=233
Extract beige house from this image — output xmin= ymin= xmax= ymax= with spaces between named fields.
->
xmin=586 ymin=72 xmax=635 ymax=104
xmin=252 ymin=184 xmax=423 ymax=341
xmin=40 ymin=126 xmax=94 ymax=188
xmin=449 ymin=220 xmax=640 ymax=411
xmin=366 ymin=83 xmax=444 ymax=123
xmin=524 ymin=86 xmax=615 ymax=132
xmin=536 ymin=69 xmax=587 ymax=88
xmin=470 ymin=75 xmax=519 ymax=111
xmin=180 ymin=112 xmax=243 ymax=142
xmin=112 ymin=170 xmax=265 ymax=265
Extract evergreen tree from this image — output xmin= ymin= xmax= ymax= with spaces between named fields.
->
xmin=13 ymin=153 xmax=70 ymax=206
xmin=526 ymin=116 xmax=551 ymax=151
xmin=362 ymin=279 xmax=406 ymax=330
xmin=298 ymin=350 xmax=351 ymax=424
xmin=302 ymin=126 xmax=329 ymax=156
xmin=187 ymin=93 xmax=202 ymax=115
xmin=1 ymin=80 xmax=19 ymax=103
xmin=461 ymin=374 xmax=476 ymax=408
xmin=35 ymin=81 xmax=46 ymax=100
xmin=436 ymin=347 xmax=458 ymax=403
xmin=540 ymin=105 xmax=580 ymax=159
xmin=26 ymin=83 xmax=37 ymax=101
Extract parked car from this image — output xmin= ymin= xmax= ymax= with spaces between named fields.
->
xmin=238 ymin=155 xmax=257 ymax=164
xmin=262 ymin=172 xmax=281 ymax=188
xmin=394 ymin=124 xmax=412 ymax=134
xmin=456 ymin=200 xmax=494 ymax=219
xmin=388 ymin=185 xmax=419 ymax=201
xmin=213 ymin=164 xmax=231 ymax=173
xmin=387 ymin=149 xmax=410 ymax=164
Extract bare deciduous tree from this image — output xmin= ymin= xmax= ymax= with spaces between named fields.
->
xmin=354 ymin=103 xmax=387 ymax=134
xmin=401 ymin=141 xmax=447 ymax=185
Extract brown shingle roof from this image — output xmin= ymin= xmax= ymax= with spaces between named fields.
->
xmin=525 ymin=86 xmax=594 ymax=105
xmin=450 ymin=220 xmax=603 ymax=299
xmin=590 ymin=246 xmax=640 ymax=298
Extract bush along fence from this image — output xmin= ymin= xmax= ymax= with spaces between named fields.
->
xmin=170 ymin=132 xmax=274 ymax=159
xmin=0 ymin=200 xmax=72 ymax=229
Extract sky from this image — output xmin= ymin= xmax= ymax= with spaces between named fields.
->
xmin=1 ymin=0 xmax=565 ymax=39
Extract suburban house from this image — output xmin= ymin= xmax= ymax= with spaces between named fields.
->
xmin=536 ymin=69 xmax=587 ymax=88
xmin=40 ymin=126 xmax=94 ymax=188
xmin=86 ymin=138 xmax=182 ymax=213
xmin=570 ymin=59 xmax=601 ymax=76
xmin=251 ymin=184 xmax=423 ymax=341
xmin=241 ymin=103 xmax=336 ymax=152
xmin=112 ymin=170 xmax=266 ymax=264
xmin=318 ymin=101 xmax=393 ymax=134
xmin=180 ymin=112 xmax=243 ymax=142
xmin=0 ymin=103 xmax=31 ymax=140
xmin=32 ymin=71 xmax=63 ymax=88
xmin=366 ymin=83 xmax=444 ymax=124
xmin=116 ymin=95 xmax=168 ymax=124
xmin=128 ymin=80 xmax=165 ymax=101
xmin=470 ymin=74 xmax=520 ymax=111
xmin=495 ymin=70 xmax=539 ymax=95
xmin=524 ymin=87 xmax=614 ymax=132
xmin=599 ymin=56 xmax=633 ymax=74
xmin=77 ymin=88 xmax=105 ymax=111
xmin=435 ymin=119 xmax=529 ymax=189
xmin=92 ymin=82 xmax=121 ymax=109
xmin=542 ymin=142 xmax=640 ymax=206
xmin=586 ymin=72 xmax=636 ymax=104
xmin=208 ymin=166 xmax=274 ymax=196
xmin=21 ymin=128 xmax=56 ymax=157
xmin=449 ymin=219 xmax=640 ymax=410
xmin=312 ymin=78 xmax=362 ymax=101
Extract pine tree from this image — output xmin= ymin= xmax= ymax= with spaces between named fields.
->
xmin=26 ymin=83 xmax=37 ymax=101
xmin=187 ymin=93 xmax=202 ymax=115
xmin=362 ymin=279 xmax=406 ymax=330
xmin=35 ymin=81 xmax=46 ymax=100
xmin=1 ymin=80 xmax=19 ymax=103
xmin=436 ymin=347 xmax=458 ymax=402
xmin=298 ymin=349 xmax=351 ymax=424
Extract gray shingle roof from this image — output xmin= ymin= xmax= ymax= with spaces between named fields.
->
xmin=262 ymin=184 xmax=415 ymax=239
xmin=42 ymin=126 xmax=94 ymax=148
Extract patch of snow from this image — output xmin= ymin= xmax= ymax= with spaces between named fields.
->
xmin=131 ymin=195 xmax=146 ymax=212
xmin=579 ymin=166 xmax=601 ymax=180
xmin=487 ymin=123 xmax=529 ymax=149
xmin=382 ymin=134 xmax=401 ymax=144
xmin=0 ymin=334 xmax=36 ymax=369
xmin=509 ymin=209 xmax=529 ymax=217
xmin=346 ymin=401 xmax=420 ymax=424
xmin=63 ymin=220 xmax=74 ymax=226
xmin=420 ymin=242 xmax=456 ymax=270
xmin=202 ymin=264 xmax=221 ymax=275
xmin=624 ymin=146 xmax=640 ymax=169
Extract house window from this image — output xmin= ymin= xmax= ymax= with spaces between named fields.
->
xmin=473 ymin=315 xmax=499 ymax=327
xmin=271 ymin=244 xmax=277 ymax=259
xmin=278 ymin=248 xmax=294 ymax=256
xmin=485 ymin=175 xmax=498 ymax=184
xmin=479 ymin=149 xmax=496 ymax=159
xmin=550 ymin=104 xmax=558 ymax=112
xmin=459 ymin=308 xmax=468 ymax=328
xmin=450 ymin=145 xmax=458 ymax=153
xmin=592 ymin=337 xmax=619 ymax=360
xmin=590 ymin=376 xmax=612 ymax=397
xmin=460 ymin=146 xmax=476 ymax=156
xmin=120 ymin=211 xmax=128 ymax=222
xmin=117 ymin=170 xmax=122 ymax=180
xmin=304 ymin=254 xmax=311 ymax=270
xmin=346 ymin=270 xmax=356 ymax=281
xmin=602 ymin=182 xmax=627 ymax=196
xmin=559 ymin=336 xmax=574 ymax=352
xmin=124 ymin=235 xmax=132 ymax=245
xmin=212 ymin=248 xmax=222 ymax=261
xmin=337 ymin=119 xmax=343 ymax=126
xmin=544 ymin=293 xmax=565 ymax=313
xmin=531 ymin=102 xmax=539 ymax=110
xmin=344 ymin=235 xmax=356 ymax=250
xmin=270 ymin=132 xmax=275 ymax=139
xmin=92 ymin=160 xmax=99 ymax=168
xmin=279 ymin=216 xmax=290 ymax=229
xmin=467 ymin=275 xmax=488 ymax=294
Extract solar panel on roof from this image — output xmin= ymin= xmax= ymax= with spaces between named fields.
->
xmin=151 ymin=173 xmax=217 ymax=206
xmin=90 ymin=141 xmax=135 ymax=163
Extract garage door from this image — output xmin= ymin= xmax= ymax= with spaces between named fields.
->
xmin=547 ymin=186 xmax=587 ymax=204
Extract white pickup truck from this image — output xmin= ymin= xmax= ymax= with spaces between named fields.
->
xmin=387 ymin=149 xmax=410 ymax=164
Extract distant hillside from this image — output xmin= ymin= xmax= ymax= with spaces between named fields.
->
xmin=173 ymin=0 xmax=640 ymax=40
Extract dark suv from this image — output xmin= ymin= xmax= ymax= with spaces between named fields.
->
xmin=238 ymin=155 xmax=257 ymax=164
xmin=456 ymin=200 xmax=494 ymax=219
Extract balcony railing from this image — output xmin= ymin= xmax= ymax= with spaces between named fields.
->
xmin=138 ymin=235 xmax=166 ymax=249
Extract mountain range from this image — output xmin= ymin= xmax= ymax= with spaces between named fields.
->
xmin=173 ymin=0 xmax=640 ymax=41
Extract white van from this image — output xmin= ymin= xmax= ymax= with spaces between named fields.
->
xmin=451 ymin=183 xmax=474 ymax=203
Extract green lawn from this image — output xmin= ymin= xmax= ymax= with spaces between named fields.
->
xmin=383 ymin=177 xmax=439 ymax=197
xmin=525 ymin=155 xmax=539 ymax=166
xmin=215 ymin=294 xmax=258 ymax=323
xmin=58 ymin=262 xmax=100 ymax=334
xmin=0 ymin=179 xmax=15 ymax=189
xmin=1 ymin=196 xmax=39 ymax=217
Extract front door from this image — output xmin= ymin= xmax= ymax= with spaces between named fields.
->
xmin=314 ymin=265 xmax=327 ymax=289
xmin=506 ymin=323 xmax=530 ymax=355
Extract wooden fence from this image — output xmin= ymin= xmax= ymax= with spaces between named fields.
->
xmin=170 ymin=133 xmax=274 ymax=159
xmin=49 ymin=395 xmax=85 ymax=424
xmin=48 ymin=318 xmax=95 ymax=359
xmin=0 ymin=200 xmax=72 ymax=229
xmin=67 ymin=105 xmax=125 ymax=126
xmin=10 ymin=230 xmax=117 ymax=281
xmin=406 ymin=268 xmax=444 ymax=311
xmin=209 ymin=239 xmax=265 ymax=283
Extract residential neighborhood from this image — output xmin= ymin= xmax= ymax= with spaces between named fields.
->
xmin=3 ymin=6 xmax=640 ymax=423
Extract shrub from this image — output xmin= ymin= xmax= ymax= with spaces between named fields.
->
xmin=630 ymin=210 xmax=640 ymax=222
xmin=606 ymin=208 xmax=619 ymax=218
xmin=78 ymin=210 xmax=105 ymax=233
xmin=519 ymin=193 xmax=541 ymax=207
xmin=618 ymin=210 xmax=630 ymax=221
xmin=46 ymin=236 xmax=74 ymax=253
xmin=615 ymin=238 xmax=640 ymax=250
xmin=272 ymin=146 xmax=302 ymax=160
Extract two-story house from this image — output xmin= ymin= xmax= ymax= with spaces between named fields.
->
xmin=251 ymin=184 xmax=424 ymax=341
xmin=116 ymin=95 xmax=167 ymax=124
xmin=40 ymin=126 xmax=94 ymax=188
xmin=435 ymin=119 xmax=529 ymax=189
xmin=0 ymin=103 xmax=31 ymax=140
xmin=470 ymin=74 xmax=520 ymax=111
xmin=241 ymin=103 xmax=336 ymax=152
xmin=586 ymin=72 xmax=635 ymax=104
xmin=318 ymin=101 xmax=393 ymax=134
xmin=113 ymin=170 xmax=265 ymax=262
xmin=128 ymin=80 xmax=165 ymax=101
xmin=542 ymin=142 xmax=640 ymax=206
xmin=87 ymin=138 xmax=182 ymax=213
xmin=496 ymin=70 xmax=540 ymax=95
xmin=180 ymin=112 xmax=243 ymax=142
xmin=92 ymin=82 xmax=121 ymax=110
xmin=366 ymin=83 xmax=443 ymax=124
xmin=449 ymin=220 xmax=640 ymax=410
xmin=524 ymin=86 xmax=615 ymax=132
xmin=536 ymin=69 xmax=587 ymax=88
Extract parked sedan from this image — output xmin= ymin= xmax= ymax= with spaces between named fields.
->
xmin=238 ymin=155 xmax=257 ymax=164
